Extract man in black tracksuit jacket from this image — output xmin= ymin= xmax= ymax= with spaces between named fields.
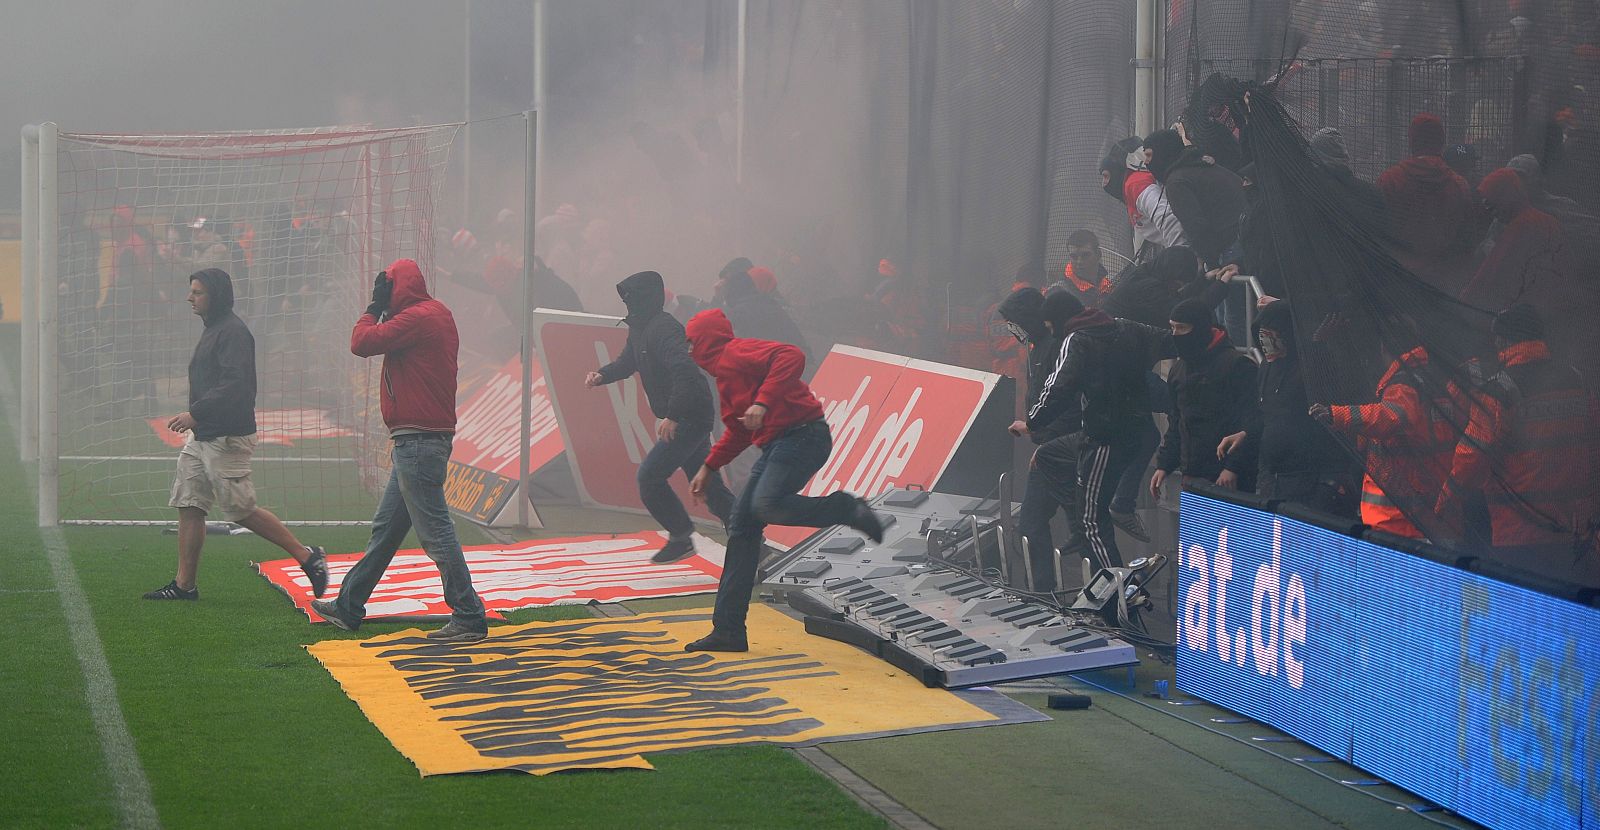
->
xmin=1152 ymin=299 xmax=1259 ymax=497
xmin=1026 ymin=291 xmax=1174 ymax=570
xmin=997 ymin=287 xmax=1083 ymax=591
xmin=588 ymin=270 xmax=734 ymax=563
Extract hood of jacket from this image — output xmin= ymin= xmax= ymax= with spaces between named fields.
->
xmin=387 ymin=258 xmax=433 ymax=314
xmin=1161 ymin=145 xmax=1215 ymax=182
xmin=617 ymin=270 xmax=666 ymax=321
xmin=1389 ymin=154 xmax=1467 ymax=197
xmin=1479 ymin=167 xmax=1531 ymax=220
xmin=687 ymin=307 xmax=734 ymax=372
xmin=722 ymin=269 xmax=758 ymax=301
xmin=1152 ymin=245 xmax=1199 ymax=287
xmin=191 ymin=267 xmax=235 ymax=325
xmin=996 ymin=287 xmax=1047 ymax=342
xmin=1144 ymin=128 xmax=1188 ymax=182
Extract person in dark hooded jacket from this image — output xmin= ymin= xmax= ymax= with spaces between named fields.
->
xmin=683 ymin=309 xmax=885 ymax=652
xmin=587 ymin=270 xmax=735 ymax=563
xmin=996 ymin=287 xmax=1084 ymax=591
xmin=311 ymin=260 xmax=487 ymax=641
xmin=1026 ymin=292 xmax=1174 ymax=571
xmin=1152 ymin=299 xmax=1259 ymax=497
xmin=1145 ymin=128 xmax=1246 ymax=269
xmin=1215 ymin=301 xmax=1359 ymax=517
xmin=719 ymin=268 xmax=813 ymax=368
xmin=147 ymin=268 xmax=329 ymax=602
xmin=1099 ymin=245 xmax=1230 ymax=328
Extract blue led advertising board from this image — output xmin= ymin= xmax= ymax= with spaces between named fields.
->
xmin=1177 ymin=491 xmax=1599 ymax=830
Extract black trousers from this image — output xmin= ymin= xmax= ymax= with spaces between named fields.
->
xmin=1077 ymin=433 xmax=1141 ymax=570
xmin=1017 ymin=433 xmax=1084 ymax=591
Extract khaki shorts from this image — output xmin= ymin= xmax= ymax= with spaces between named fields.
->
xmin=168 ymin=434 xmax=258 ymax=521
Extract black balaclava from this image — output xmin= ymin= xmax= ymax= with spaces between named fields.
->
xmin=1169 ymin=298 xmax=1216 ymax=361
xmin=996 ymin=287 xmax=1047 ymax=343
xmin=1255 ymin=299 xmax=1294 ymax=362
xmin=1144 ymin=129 xmax=1187 ymax=183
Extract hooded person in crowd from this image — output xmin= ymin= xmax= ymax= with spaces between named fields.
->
xmin=996 ymin=287 xmax=1085 ymax=591
xmin=586 ymin=271 xmax=735 ymax=563
xmin=1435 ymin=305 xmax=1598 ymax=583
xmin=1100 ymin=245 xmax=1230 ymax=328
xmin=718 ymin=266 xmax=813 ymax=368
xmin=1308 ymin=127 xmax=1388 ymax=229
xmin=1460 ymin=168 xmax=1580 ymax=357
xmin=1504 ymin=153 xmax=1587 ymax=219
xmin=1024 ymin=292 xmax=1175 ymax=572
xmin=684 ymin=309 xmax=885 ymax=652
xmin=1144 ymin=127 xmax=1246 ymax=270
xmin=310 ymin=260 xmax=488 ymax=641
xmin=1216 ymin=301 xmax=1360 ymax=517
xmin=1101 ymin=136 xmax=1187 ymax=256
xmin=1152 ymin=299 xmax=1260 ymax=498
xmin=1377 ymin=113 xmax=1479 ymax=290
xmin=146 ymin=268 xmax=328 ymax=602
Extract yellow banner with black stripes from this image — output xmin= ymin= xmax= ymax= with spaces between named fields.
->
xmin=308 ymin=606 xmax=1005 ymax=776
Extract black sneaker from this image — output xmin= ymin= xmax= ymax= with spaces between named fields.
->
xmin=301 ymin=546 xmax=329 ymax=598
xmin=650 ymin=535 xmax=697 ymax=564
xmin=142 ymin=580 xmax=198 ymax=601
xmin=1109 ymin=510 xmax=1150 ymax=543
xmin=427 ymin=620 xmax=488 ymax=642
xmin=310 ymin=598 xmax=360 ymax=631
xmin=849 ymin=498 xmax=886 ymax=543
xmin=684 ymin=630 xmax=749 ymax=652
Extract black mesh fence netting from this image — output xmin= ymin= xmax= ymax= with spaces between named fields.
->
xmin=1173 ymin=0 xmax=1600 ymax=588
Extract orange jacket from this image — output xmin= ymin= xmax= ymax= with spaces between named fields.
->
xmin=1330 ymin=347 xmax=1459 ymax=538
xmin=1439 ymin=341 xmax=1599 ymax=548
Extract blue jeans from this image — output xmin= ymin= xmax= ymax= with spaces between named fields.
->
xmin=712 ymin=420 xmax=857 ymax=634
xmin=332 ymin=433 xmax=486 ymax=627
xmin=638 ymin=421 xmax=733 ymax=537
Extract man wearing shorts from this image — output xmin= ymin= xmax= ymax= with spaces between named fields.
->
xmin=146 ymin=268 xmax=328 ymax=600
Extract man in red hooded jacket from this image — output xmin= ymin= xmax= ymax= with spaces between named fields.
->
xmin=1460 ymin=168 xmax=1580 ymax=357
xmin=683 ymin=309 xmax=885 ymax=652
xmin=311 ymin=259 xmax=489 ymax=642
xmin=1377 ymin=113 xmax=1479 ymax=291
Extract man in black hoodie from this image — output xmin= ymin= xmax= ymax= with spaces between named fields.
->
xmin=1026 ymin=292 xmax=1174 ymax=570
xmin=1144 ymin=128 xmax=1246 ymax=270
xmin=1151 ymin=299 xmax=1259 ymax=499
xmin=1216 ymin=300 xmax=1359 ymax=517
xmin=996 ymin=287 xmax=1083 ymax=591
xmin=146 ymin=268 xmax=328 ymax=601
xmin=587 ymin=271 xmax=734 ymax=563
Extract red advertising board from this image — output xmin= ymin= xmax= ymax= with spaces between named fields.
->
xmin=533 ymin=310 xmax=1004 ymax=548
xmin=532 ymin=311 xmax=719 ymax=522
xmin=450 ymin=355 xmax=565 ymax=478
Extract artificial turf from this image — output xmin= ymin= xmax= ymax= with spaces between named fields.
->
xmin=0 ymin=323 xmax=883 ymax=830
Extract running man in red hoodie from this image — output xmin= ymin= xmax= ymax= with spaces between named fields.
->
xmin=311 ymin=259 xmax=489 ymax=642
xmin=684 ymin=309 xmax=885 ymax=652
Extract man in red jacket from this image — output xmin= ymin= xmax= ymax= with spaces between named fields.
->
xmin=311 ymin=259 xmax=489 ymax=642
xmin=684 ymin=309 xmax=884 ymax=652
xmin=1377 ymin=113 xmax=1479 ymax=292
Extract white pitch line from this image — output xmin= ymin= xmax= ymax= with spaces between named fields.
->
xmin=0 ymin=358 xmax=160 ymax=829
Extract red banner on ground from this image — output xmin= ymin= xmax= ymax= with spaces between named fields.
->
xmin=147 ymin=409 xmax=356 ymax=448
xmin=257 ymin=531 xmax=725 ymax=622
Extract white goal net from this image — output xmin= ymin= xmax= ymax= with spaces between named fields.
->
xmin=36 ymin=124 xmax=458 ymax=524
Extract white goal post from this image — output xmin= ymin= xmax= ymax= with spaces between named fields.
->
xmin=21 ymin=122 xmax=460 ymax=527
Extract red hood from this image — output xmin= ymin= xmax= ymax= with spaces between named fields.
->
xmin=1392 ymin=155 xmax=1463 ymax=192
xmin=687 ymin=308 xmax=734 ymax=372
xmin=387 ymin=258 xmax=432 ymax=312
xmin=1479 ymin=167 xmax=1530 ymax=218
